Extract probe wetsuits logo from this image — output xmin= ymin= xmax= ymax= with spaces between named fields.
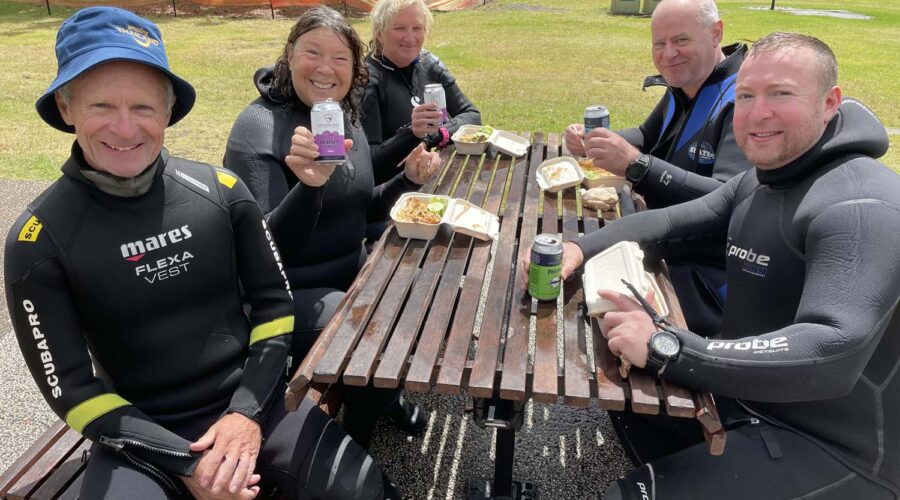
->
xmin=727 ymin=241 xmax=770 ymax=277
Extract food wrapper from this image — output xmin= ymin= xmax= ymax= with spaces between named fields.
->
xmin=580 ymin=187 xmax=619 ymax=211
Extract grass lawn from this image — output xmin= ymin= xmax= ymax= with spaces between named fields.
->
xmin=0 ymin=0 xmax=897 ymax=179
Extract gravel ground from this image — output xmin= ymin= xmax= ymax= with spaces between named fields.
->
xmin=0 ymin=178 xmax=630 ymax=498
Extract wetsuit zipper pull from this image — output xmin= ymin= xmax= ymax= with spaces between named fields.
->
xmin=99 ymin=435 xmax=125 ymax=451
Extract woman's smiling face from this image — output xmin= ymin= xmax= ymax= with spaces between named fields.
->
xmin=289 ymin=27 xmax=354 ymax=107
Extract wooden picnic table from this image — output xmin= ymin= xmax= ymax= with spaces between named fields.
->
xmin=286 ymin=132 xmax=725 ymax=499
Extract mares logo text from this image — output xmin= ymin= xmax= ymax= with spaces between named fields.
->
xmin=120 ymin=225 xmax=192 ymax=262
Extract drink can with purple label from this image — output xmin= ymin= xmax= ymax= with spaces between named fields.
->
xmin=423 ymin=83 xmax=448 ymax=126
xmin=584 ymin=105 xmax=611 ymax=135
xmin=311 ymin=99 xmax=346 ymax=165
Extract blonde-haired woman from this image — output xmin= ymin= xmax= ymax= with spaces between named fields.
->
xmin=362 ymin=0 xmax=481 ymax=186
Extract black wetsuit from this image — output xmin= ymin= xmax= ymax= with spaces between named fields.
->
xmin=362 ymin=51 xmax=481 ymax=185
xmin=618 ymin=43 xmax=753 ymax=336
xmin=576 ymin=99 xmax=900 ymax=499
xmin=5 ymin=146 xmax=382 ymax=499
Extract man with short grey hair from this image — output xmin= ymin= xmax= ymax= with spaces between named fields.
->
xmin=582 ymin=32 xmax=899 ymax=499
xmin=565 ymin=0 xmax=751 ymax=338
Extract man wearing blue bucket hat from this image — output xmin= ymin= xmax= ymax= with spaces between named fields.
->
xmin=6 ymin=7 xmax=387 ymax=499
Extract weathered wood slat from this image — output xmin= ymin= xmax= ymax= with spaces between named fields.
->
xmin=590 ymin=317 xmax=627 ymax=410
xmin=342 ymin=151 xmax=479 ymax=386
xmin=468 ymin=133 xmax=534 ymax=398
xmin=5 ymin=427 xmax=83 ymax=500
xmin=285 ymin=233 xmax=385 ymax=409
xmin=434 ymin=152 xmax=515 ymax=394
xmin=343 ymin=239 xmax=428 ymax=386
xmin=374 ymin=230 xmax=453 ymax=389
xmin=397 ymin=152 xmax=485 ymax=391
xmin=29 ymin=438 xmax=91 ymax=500
xmin=629 ymin=371 xmax=661 ymax=415
xmin=500 ymin=139 xmax=546 ymax=401
xmin=313 ymin=231 xmax=409 ymax=383
xmin=531 ymin=134 xmax=561 ymax=403
xmin=559 ymin=145 xmax=591 ymax=407
xmin=661 ymin=381 xmax=696 ymax=418
xmin=0 ymin=421 xmax=70 ymax=497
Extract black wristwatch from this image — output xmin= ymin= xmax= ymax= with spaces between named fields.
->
xmin=646 ymin=330 xmax=680 ymax=375
xmin=625 ymin=154 xmax=652 ymax=184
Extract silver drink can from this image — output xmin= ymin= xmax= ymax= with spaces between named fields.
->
xmin=584 ymin=105 xmax=611 ymax=135
xmin=423 ymin=83 xmax=448 ymax=126
xmin=311 ymin=99 xmax=346 ymax=165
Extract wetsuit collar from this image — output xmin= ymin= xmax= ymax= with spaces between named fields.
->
xmin=61 ymin=141 xmax=166 ymax=197
xmin=372 ymin=53 xmax=420 ymax=71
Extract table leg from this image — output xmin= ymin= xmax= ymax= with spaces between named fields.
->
xmin=466 ymin=397 xmax=538 ymax=499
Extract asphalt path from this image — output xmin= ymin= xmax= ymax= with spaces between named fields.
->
xmin=0 ymin=178 xmax=629 ymax=498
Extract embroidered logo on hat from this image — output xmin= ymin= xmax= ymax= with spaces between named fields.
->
xmin=115 ymin=25 xmax=160 ymax=48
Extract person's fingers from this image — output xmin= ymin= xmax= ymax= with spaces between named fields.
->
xmin=228 ymin=452 xmax=255 ymax=494
xmin=210 ymin=448 xmax=240 ymax=494
xmin=292 ymin=125 xmax=312 ymax=138
xmin=242 ymin=485 xmax=261 ymax=499
xmin=560 ymin=242 xmax=583 ymax=280
xmin=598 ymin=289 xmax=644 ymax=312
xmin=193 ymin=448 xmax=223 ymax=489
xmin=290 ymin=145 xmax=319 ymax=160
xmin=344 ymin=138 xmax=354 ymax=151
xmin=284 ymin=154 xmax=308 ymax=171
xmin=518 ymin=257 xmax=530 ymax=288
xmin=190 ymin=427 xmax=216 ymax=452
xmin=607 ymin=335 xmax=624 ymax=358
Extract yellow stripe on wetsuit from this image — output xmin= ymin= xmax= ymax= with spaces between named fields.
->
xmin=250 ymin=315 xmax=294 ymax=346
xmin=66 ymin=393 xmax=130 ymax=433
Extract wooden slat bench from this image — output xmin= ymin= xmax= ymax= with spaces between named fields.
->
xmin=0 ymin=421 xmax=88 ymax=500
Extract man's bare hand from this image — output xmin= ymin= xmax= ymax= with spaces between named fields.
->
xmin=189 ymin=413 xmax=262 ymax=496
xmin=582 ymin=128 xmax=641 ymax=176
xmin=599 ymin=289 xmax=656 ymax=368
xmin=517 ymin=241 xmax=585 ymax=289
xmin=403 ymin=143 xmax=441 ymax=184
xmin=182 ymin=474 xmax=260 ymax=500
xmin=564 ymin=124 xmax=586 ymax=157
xmin=284 ymin=126 xmax=353 ymax=187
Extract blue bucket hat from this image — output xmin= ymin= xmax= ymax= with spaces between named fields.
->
xmin=35 ymin=6 xmax=196 ymax=133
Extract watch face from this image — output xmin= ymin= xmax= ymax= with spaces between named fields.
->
xmin=652 ymin=332 xmax=680 ymax=357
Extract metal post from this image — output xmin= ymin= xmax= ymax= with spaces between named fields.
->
xmin=45 ymin=0 xmax=51 ymax=16
xmin=770 ymin=0 xmax=775 ymax=9
xmin=171 ymin=0 xmax=177 ymax=17
xmin=269 ymin=0 xmax=274 ymax=19
xmin=492 ymin=427 xmax=516 ymax=499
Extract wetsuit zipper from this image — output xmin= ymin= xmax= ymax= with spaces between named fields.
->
xmin=98 ymin=436 xmax=188 ymax=493
xmin=254 ymin=378 xmax=281 ymax=419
